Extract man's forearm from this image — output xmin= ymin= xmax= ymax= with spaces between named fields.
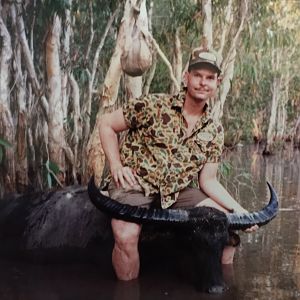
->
xmin=99 ymin=122 xmax=122 ymax=170
xmin=200 ymin=178 xmax=246 ymax=213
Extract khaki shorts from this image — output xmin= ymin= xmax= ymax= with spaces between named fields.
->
xmin=108 ymin=181 xmax=209 ymax=209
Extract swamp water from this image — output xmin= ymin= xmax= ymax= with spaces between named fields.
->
xmin=0 ymin=145 xmax=299 ymax=300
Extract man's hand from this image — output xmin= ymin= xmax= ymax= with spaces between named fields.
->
xmin=111 ymin=164 xmax=137 ymax=189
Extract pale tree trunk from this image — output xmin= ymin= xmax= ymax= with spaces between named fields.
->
xmin=143 ymin=52 xmax=157 ymax=96
xmin=82 ymin=4 xmax=120 ymax=145
xmin=264 ymin=75 xmax=282 ymax=154
xmin=142 ymin=0 xmax=157 ymax=96
xmin=86 ymin=0 xmax=151 ymax=185
xmin=264 ymin=45 xmax=283 ymax=155
xmin=14 ymin=2 xmax=48 ymax=114
xmin=276 ymin=71 xmax=289 ymax=141
xmin=212 ymin=0 xmax=248 ymax=121
xmin=61 ymin=0 xmax=72 ymax=121
xmin=0 ymin=14 xmax=15 ymax=192
xmin=11 ymin=5 xmax=28 ymax=191
xmin=202 ymin=0 xmax=213 ymax=48
xmin=46 ymin=15 xmax=65 ymax=183
xmin=69 ymin=73 xmax=81 ymax=183
xmin=217 ymin=0 xmax=233 ymax=59
xmin=170 ymin=28 xmax=182 ymax=94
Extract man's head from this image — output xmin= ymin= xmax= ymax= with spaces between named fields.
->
xmin=188 ymin=47 xmax=221 ymax=75
xmin=184 ymin=47 xmax=222 ymax=104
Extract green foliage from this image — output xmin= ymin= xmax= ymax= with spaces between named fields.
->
xmin=219 ymin=161 xmax=233 ymax=178
xmin=0 ymin=138 xmax=12 ymax=164
xmin=45 ymin=160 xmax=61 ymax=188
xmin=40 ymin=0 xmax=71 ymax=19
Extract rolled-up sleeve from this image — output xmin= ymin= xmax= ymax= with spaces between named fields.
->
xmin=123 ymin=96 xmax=152 ymax=129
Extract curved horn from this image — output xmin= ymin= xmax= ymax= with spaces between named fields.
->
xmin=88 ymin=177 xmax=278 ymax=230
xmin=227 ymin=182 xmax=278 ymax=230
xmin=87 ymin=176 xmax=189 ymax=224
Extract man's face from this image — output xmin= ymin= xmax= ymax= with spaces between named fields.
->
xmin=184 ymin=66 xmax=220 ymax=102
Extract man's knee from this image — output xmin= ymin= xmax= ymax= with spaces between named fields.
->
xmin=111 ymin=219 xmax=141 ymax=248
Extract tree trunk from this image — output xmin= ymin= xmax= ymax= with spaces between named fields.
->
xmin=15 ymin=2 xmax=39 ymax=94
xmin=69 ymin=72 xmax=82 ymax=184
xmin=0 ymin=14 xmax=15 ymax=193
xmin=82 ymin=4 xmax=120 ymax=145
xmin=264 ymin=75 xmax=282 ymax=155
xmin=46 ymin=15 xmax=65 ymax=183
xmin=61 ymin=0 xmax=72 ymax=121
xmin=85 ymin=0 xmax=150 ymax=185
xmin=11 ymin=5 xmax=28 ymax=192
xmin=202 ymin=0 xmax=213 ymax=48
xmin=170 ymin=28 xmax=182 ymax=94
xmin=212 ymin=0 xmax=248 ymax=121
xmin=276 ymin=71 xmax=289 ymax=141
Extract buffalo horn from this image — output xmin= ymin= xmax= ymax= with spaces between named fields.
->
xmin=88 ymin=177 xmax=278 ymax=229
xmin=226 ymin=182 xmax=278 ymax=230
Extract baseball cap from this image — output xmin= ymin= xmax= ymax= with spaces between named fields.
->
xmin=188 ymin=47 xmax=221 ymax=74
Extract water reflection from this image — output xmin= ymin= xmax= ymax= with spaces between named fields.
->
xmin=0 ymin=146 xmax=299 ymax=300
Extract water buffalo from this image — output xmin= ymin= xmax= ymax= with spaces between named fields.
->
xmin=0 ymin=178 xmax=278 ymax=294
xmin=87 ymin=177 xmax=278 ymax=293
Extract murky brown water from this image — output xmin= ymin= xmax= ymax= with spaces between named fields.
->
xmin=0 ymin=145 xmax=299 ymax=300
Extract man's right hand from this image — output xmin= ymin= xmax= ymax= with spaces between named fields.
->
xmin=111 ymin=164 xmax=137 ymax=189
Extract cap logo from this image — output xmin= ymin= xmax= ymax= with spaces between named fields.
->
xmin=197 ymin=52 xmax=217 ymax=63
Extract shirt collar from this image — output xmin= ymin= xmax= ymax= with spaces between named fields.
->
xmin=171 ymin=91 xmax=212 ymax=123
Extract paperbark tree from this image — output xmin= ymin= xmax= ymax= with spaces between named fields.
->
xmin=212 ymin=0 xmax=248 ymax=121
xmin=0 ymin=12 xmax=15 ymax=193
xmin=10 ymin=4 xmax=28 ymax=191
xmin=46 ymin=15 xmax=65 ymax=183
xmin=86 ymin=0 xmax=152 ymax=185
xmin=170 ymin=28 xmax=182 ymax=95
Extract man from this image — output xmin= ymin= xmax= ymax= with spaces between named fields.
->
xmin=99 ymin=47 xmax=257 ymax=281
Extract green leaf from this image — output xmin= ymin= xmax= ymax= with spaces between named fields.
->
xmin=48 ymin=161 xmax=60 ymax=175
xmin=0 ymin=138 xmax=12 ymax=148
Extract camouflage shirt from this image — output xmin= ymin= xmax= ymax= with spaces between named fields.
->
xmin=110 ymin=92 xmax=224 ymax=209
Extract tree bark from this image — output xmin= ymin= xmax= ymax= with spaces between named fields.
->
xmin=0 ymin=14 xmax=15 ymax=193
xmin=202 ymin=0 xmax=213 ymax=48
xmin=212 ymin=0 xmax=248 ymax=121
xmin=10 ymin=5 xmax=28 ymax=192
xmin=15 ymin=2 xmax=39 ymax=94
xmin=264 ymin=75 xmax=282 ymax=155
xmin=85 ymin=0 xmax=150 ymax=185
xmin=170 ymin=28 xmax=182 ymax=94
xmin=46 ymin=15 xmax=65 ymax=183
xmin=276 ymin=71 xmax=289 ymax=141
xmin=82 ymin=4 xmax=120 ymax=145
xmin=61 ymin=0 xmax=72 ymax=121
xmin=69 ymin=72 xmax=81 ymax=183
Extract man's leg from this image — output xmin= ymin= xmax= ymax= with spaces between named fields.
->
xmin=108 ymin=181 xmax=154 ymax=280
xmin=111 ymin=218 xmax=142 ymax=280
